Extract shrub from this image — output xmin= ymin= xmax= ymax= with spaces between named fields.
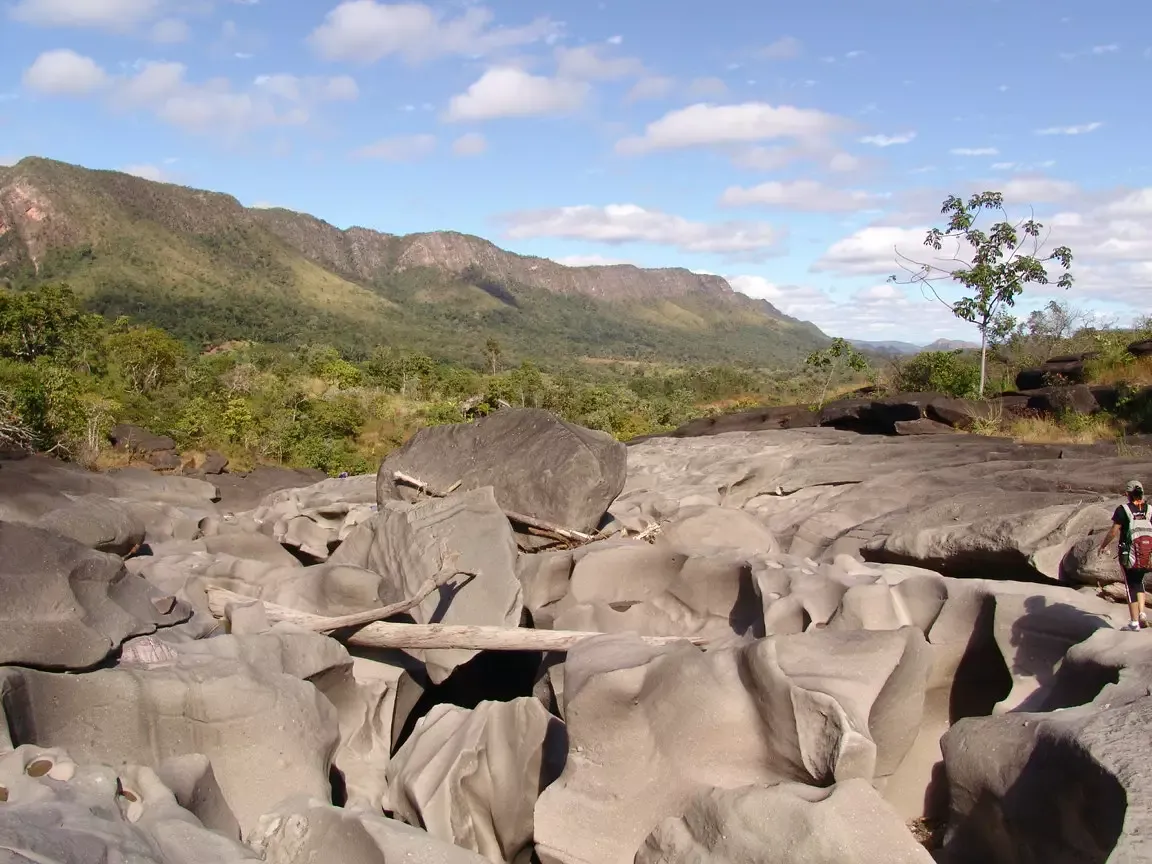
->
xmin=896 ymin=351 xmax=981 ymax=398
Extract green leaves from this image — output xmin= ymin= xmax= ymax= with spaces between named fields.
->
xmin=804 ymin=338 xmax=871 ymax=407
xmin=892 ymin=189 xmax=1076 ymax=395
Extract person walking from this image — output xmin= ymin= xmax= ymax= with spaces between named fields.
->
xmin=1098 ymin=480 xmax=1152 ymax=631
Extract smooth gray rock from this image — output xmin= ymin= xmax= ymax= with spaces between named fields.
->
xmin=387 ymin=698 xmax=565 ymax=864
xmin=377 ymin=408 xmax=626 ymax=546
xmin=35 ymin=493 xmax=147 ymax=554
xmin=332 ymin=486 xmax=522 ymax=683
xmin=636 ymin=780 xmax=934 ymax=864
xmin=0 ymin=632 xmax=343 ymax=836
xmin=0 ymin=521 xmax=191 ymax=670
xmin=0 ymin=745 xmax=258 ymax=864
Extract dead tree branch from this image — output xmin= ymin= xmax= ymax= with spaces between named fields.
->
xmin=205 ymin=588 xmax=708 ymax=651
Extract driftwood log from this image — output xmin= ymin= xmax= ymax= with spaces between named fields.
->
xmin=205 ymin=587 xmax=708 ymax=651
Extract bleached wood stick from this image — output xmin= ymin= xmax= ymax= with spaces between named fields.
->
xmin=205 ymin=588 xmax=707 ymax=651
xmin=391 ymin=471 xmax=595 ymax=542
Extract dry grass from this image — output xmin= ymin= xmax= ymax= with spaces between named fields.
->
xmin=907 ymin=818 xmax=946 ymax=852
xmin=1003 ymin=413 xmax=1120 ymax=445
xmin=1089 ymin=356 xmax=1152 ymax=387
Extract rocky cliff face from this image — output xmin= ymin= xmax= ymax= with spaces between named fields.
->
xmin=0 ymin=174 xmax=83 ymax=272
xmin=0 ymin=157 xmax=819 ymax=361
xmin=250 ymin=208 xmax=785 ymax=311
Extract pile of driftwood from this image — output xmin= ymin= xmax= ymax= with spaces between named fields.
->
xmin=204 ymin=471 xmax=674 ymax=654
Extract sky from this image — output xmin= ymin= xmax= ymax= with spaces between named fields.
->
xmin=1 ymin=0 xmax=1150 ymax=344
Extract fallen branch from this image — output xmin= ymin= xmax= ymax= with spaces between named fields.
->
xmin=392 ymin=471 xmax=595 ymax=543
xmin=205 ymin=588 xmax=708 ymax=651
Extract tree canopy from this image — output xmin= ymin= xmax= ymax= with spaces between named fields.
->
xmin=890 ymin=191 xmax=1074 ymax=396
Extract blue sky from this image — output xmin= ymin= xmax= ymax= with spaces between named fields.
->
xmin=2 ymin=0 xmax=1150 ymax=343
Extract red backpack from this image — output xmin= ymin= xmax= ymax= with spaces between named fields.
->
xmin=1124 ymin=503 xmax=1152 ymax=570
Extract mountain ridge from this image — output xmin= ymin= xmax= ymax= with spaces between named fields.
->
xmin=0 ymin=156 xmax=829 ymax=366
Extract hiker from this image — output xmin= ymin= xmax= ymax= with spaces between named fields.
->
xmin=1098 ymin=480 xmax=1152 ymax=631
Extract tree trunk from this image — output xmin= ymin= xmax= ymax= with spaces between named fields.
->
xmin=978 ymin=327 xmax=988 ymax=398
xmin=205 ymin=588 xmax=708 ymax=651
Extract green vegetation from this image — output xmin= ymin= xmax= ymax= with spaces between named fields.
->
xmin=0 ymin=283 xmax=831 ymax=473
xmin=0 ymin=157 xmax=828 ymax=369
xmin=804 ymin=338 xmax=872 ymax=407
xmin=891 ymin=191 xmax=1074 ymax=396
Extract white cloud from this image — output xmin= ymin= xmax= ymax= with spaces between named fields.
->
xmin=813 ymin=225 xmax=936 ymax=276
xmin=950 ymin=147 xmax=999 ymax=156
xmin=859 ymin=131 xmax=916 ymax=147
xmin=998 ymin=176 xmax=1078 ymax=203
xmin=11 ymin=0 xmax=158 ymax=30
xmin=1060 ymin=43 xmax=1121 ymax=60
xmin=687 ymin=76 xmax=728 ymax=98
xmin=122 ymin=162 xmax=169 ymax=181
xmin=104 ymin=62 xmax=357 ymax=134
xmin=556 ymin=254 xmax=634 ymax=267
xmin=607 ymin=35 xmax=623 ymax=45
xmin=23 ymin=49 xmax=109 ymax=95
xmin=353 ymin=133 xmax=436 ymax=160
xmin=731 ymin=145 xmax=863 ymax=175
xmin=499 ymin=203 xmax=782 ymax=258
xmin=828 ymin=152 xmax=863 ymax=173
xmin=992 ymin=159 xmax=1056 ymax=171
xmin=731 ymin=146 xmax=800 ymax=172
xmin=721 ymin=180 xmax=888 ymax=212
xmin=625 ymin=75 xmax=675 ymax=102
xmin=308 ymin=1 xmax=558 ymax=64
xmin=150 ymin=17 xmax=189 ymax=43
xmin=0 ymin=155 xmax=20 ymax=167
xmin=615 ymin=101 xmax=850 ymax=154
xmin=728 ymin=276 xmax=965 ymax=339
xmin=1035 ymin=122 xmax=1103 ymax=135
xmin=813 ymin=184 xmax=1152 ymax=312
xmin=554 ymin=44 xmax=643 ymax=80
xmin=760 ymin=36 xmax=802 ymax=59
xmin=445 ymin=66 xmax=588 ymax=121
xmin=452 ymin=132 xmax=487 ymax=156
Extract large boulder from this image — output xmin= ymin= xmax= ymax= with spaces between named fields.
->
xmin=211 ymin=465 xmax=328 ymax=513
xmin=1128 ymin=339 xmax=1152 ymax=358
xmin=249 ymin=474 xmax=378 ymax=561
xmin=377 ymin=409 xmax=626 ymax=543
xmin=533 ymin=627 xmax=930 ymax=864
xmin=35 ymin=493 xmax=147 ymax=555
xmin=387 ymin=698 xmax=566 ymax=863
xmin=1015 ymin=353 xmax=1098 ymax=390
xmin=332 ymin=486 xmax=522 ymax=683
xmin=110 ymin=423 xmax=177 ymax=457
xmin=127 ymin=552 xmax=392 ymax=639
xmin=938 ymin=629 xmax=1152 ymax=864
xmin=660 ymin=404 xmax=818 ymax=438
xmin=0 ymin=631 xmax=344 ymax=836
xmin=0 ymin=521 xmax=191 ymax=670
xmin=636 ymin=780 xmax=934 ymax=864
xmin=1021 ymin=384 xmax=1100 ymax=416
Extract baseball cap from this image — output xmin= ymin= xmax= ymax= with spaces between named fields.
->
xmin=1127 ymin=480 xmax=1144 ymax=494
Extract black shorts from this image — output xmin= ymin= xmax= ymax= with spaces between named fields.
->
xmin=1124 ymin=568 xmax=1150 ymax=602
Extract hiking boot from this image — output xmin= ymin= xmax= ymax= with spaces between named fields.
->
xmin=1124 ymin=620 xmax=1142 ymax=632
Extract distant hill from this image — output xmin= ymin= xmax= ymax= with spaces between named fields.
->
xmin=0 ymin=157 xmax=829 ymax=367
xmin=851 ymin=337 xmax=980 ymax=356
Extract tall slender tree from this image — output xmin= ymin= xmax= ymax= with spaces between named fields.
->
xmin=889 ymin=191 xmax=1074 ymax=396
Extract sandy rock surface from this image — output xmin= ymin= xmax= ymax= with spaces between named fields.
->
xmin=2 ymin=410 xmax=1149 ymax=863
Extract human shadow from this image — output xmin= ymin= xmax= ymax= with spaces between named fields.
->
xmin=1006 ymin=596 xmax=1113 ymax=711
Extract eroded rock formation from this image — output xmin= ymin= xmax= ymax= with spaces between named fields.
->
xmin=1 ymin=410 xmax=1148 ymax=863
